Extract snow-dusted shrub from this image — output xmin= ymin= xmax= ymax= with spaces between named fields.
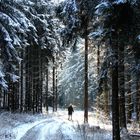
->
xmin=76 ymin=122 xmax=111 ymax=140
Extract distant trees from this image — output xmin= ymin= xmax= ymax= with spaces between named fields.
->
xmin=58 ymin=44 xmax=84 ymax=107
xmin=57 ymin=0 xmax=98 ymax=122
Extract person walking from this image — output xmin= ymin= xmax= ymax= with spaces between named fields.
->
xmin=68 ymin=104 xmax=74 ymax=120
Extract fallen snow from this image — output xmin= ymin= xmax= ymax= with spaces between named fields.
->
xmin=13 ymin=119 xmax=50 ymax=140
xmin=0 ymin=108 xmax=139 ymax=140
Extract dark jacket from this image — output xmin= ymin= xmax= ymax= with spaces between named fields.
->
xmin=68 ymin=105 xmax=74 ymax=115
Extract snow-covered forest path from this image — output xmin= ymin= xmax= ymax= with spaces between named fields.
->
xmin=20 ymin=118 xmax=75 ymax=140
xmin=1 ymin=109 xmax=139 ymax=140
xmin=13 ymin=110 xmax=112 ymax=140
xmin=13 ymin=111 xmax=77 ymax=140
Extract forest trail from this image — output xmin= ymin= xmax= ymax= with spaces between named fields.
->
xmin=14 ymin=110 xmax=112 ymax=140
xmin=0 ymin=110 xmax=139 ymax=140
xmin=20 ymin=119 xmax=75 ymax=140
xmin=19 ymin=114 xmax=77 ymax=140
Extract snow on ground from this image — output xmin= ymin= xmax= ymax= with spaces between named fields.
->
xmin=0 ymin=108 xmax=112 ymax=140
xmin=0 ymin=108 xmax=139 ymax=140
xmin=0 ymin=111 xmax=47 ymax=140
xmin=13 ymin=118 xmax=53 ymax=140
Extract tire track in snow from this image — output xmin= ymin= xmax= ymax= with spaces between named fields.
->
xmin=20 ymin=118 xmax=75 ymax=140
xmin=13 ymin=118 xmax=52 ymax=140
xmin=38 ymin=120 xmax=64 ymax=140
xmin=20 ymin=119 xmax=55 ymax=140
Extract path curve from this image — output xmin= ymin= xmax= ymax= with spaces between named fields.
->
xmin=20 ymin=118 xmax=76 ymax=140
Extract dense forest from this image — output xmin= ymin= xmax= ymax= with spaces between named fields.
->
xmin=0 ymin=0 xmax=140 ymax=140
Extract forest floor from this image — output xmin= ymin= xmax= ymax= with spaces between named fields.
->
xmin=0 ymin=108 xmax=139 ymax=140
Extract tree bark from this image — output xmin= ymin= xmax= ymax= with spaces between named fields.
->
xmin=111 ymin=34 xmax=120 ymax=140
xmin=25 ymin=46 xmax=31 ymax=112
xmin=97 ymin=45 xmax=100 ymax=75
xmin=136 ymin=59 xmax=140 ymax=121
xmin=118 ymin=44 xmax=126 ymax=128
xmin=126 ymin=74 xmax=131 ymax=123
xmin=46 ymin=63 xmax=49 ymax=112
xmin=84 ymin=24 xmax=88 ymax=123
xmin=104 ymin=79 xmax=109 ymax=117
xmin=20 ymin=51 xmax=24 ymax=112
xmin=96 ymin=45 xmax=100 ymax=117
xmin=55 ymin=66 xmax=58 ymax=111
xmin=52 ymin=57 xmax=55 ymax=112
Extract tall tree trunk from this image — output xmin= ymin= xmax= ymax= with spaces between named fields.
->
xmin=96 ymin=45 xmax=100 ymax=118
xmin=97 ymin=45 xmax=100 ymax=75
xmin=55 ymin=66 xmax=58 ymax=111
xmin=20 ymin=51 xmax=24 ymax=112
xmin=39 ymin=48 xmax=43 ymax=113
xmin=0 ymin=89 xmax=1 ymax=108
xmin=28 ymin=47 xmax=32 ymax=112
xmin=136 ymin=59 xmax=140 ymax=121
xmin=36 ymin=47 xmax=40 ymax=113
xmin=32 ymin=67 xmax=35 ymax=114
xmin=25 ymin=46 xmax=31 ymax=112
xmin=111 ymin=34 xmax=120 ymax=140
xmin=84 ymin=24 xmax=88 ymax=123
xmin=32 ymin=47 xmax=36 ymax=114
xmin=104 ymin=79 xmax=109 ymax=117
xmin=52 ymin=57 xmax=55 ymax=112
xmin=25 ymin=46 xmax=28 ymax=112
xmin=4 ymin=91 xmax=8 ymax=110
xmin=46 ymin=63 xmax=49 ymax=112
xmin=11 ymin=83 xmax=15 ymax=112
xmin=32 ymin=46 xmax=39 ymax=113
xmin=118 ymin=44 xmax=126 ymax=129
xmin=14 ymin=82 xmax=19 ymax=110
xmin=3 ymin=91 xmax=6 ymax=108
xmin=8 ymin=90 xmax=10 ymax=111
xmin=126 ymin=74 xmax=131 ymax=123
